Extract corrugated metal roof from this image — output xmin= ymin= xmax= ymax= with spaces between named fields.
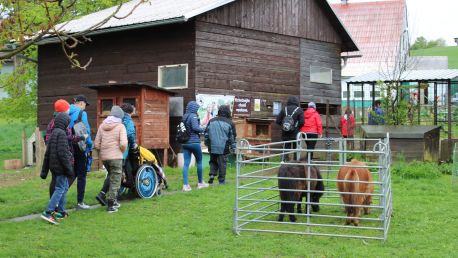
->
xmin=55 ymin=0 xmax=235 ymax=34
xmin=331 ymin=0 xmax=406 ymax=76
xmin=408 ymin=56 xmax=449 ymax=70
xmin=347 ymin=69 xmax=458 ymax=83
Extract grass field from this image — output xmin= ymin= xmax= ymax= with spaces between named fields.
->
xmin=411 ymin=46 xmax=458 ymax=69
xmin=0 ymin=164 xmax=457 ymax=257
xmin=0 ymin=119 xmax=35 ymax=173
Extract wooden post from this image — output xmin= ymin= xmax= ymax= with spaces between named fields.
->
xmin=163 ymin=148 xmax=168 ymax=167
xmin=447 ymin=80 xmax=452 ymax=160
xmin=35 ymin=127 xmax=46 ymax=175
xmin=22 ymin=129 xmax=27 ymax=167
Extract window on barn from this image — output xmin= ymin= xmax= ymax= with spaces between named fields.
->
xmin=158 ymin=64 xmax=188 ymax=89
xmin=273 ymin=101 xmax=282 ymax=115
xmin=310 ymin=66 xmax=332 ymax=84
xmin=101 ymin=99 xmax=114 ymax=117
xmin=342 ymin=91 xmax=348 ymax=98
xmin=371 ymin=91 xmax=381 ymax=98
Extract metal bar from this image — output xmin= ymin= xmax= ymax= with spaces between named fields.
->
xmin=362 ymin=83 xmax=365 ymax=124
xmin=434 ymin=82 xmax=438 ymax=125
xmin=237 ymin=210 xmax=383 ymax=221
xmin=237 ymin=186 xmax=384 ymax=196
xmin=238 ymin=175 xmax=384 ymax=184
xmin=237 ymin=219 xmax=384 ymax=231
xmin=235 ymin=229 xmax=384 ymax=240
xmin=237 ymin=198 xmax=384 ymax=209
xmin=448 ymin=79 xmax=452 ymax=160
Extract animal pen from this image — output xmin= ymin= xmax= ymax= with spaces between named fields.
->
xmin=233 ymin=133 xmax=393 ymax=240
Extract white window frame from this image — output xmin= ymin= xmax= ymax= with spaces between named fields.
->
xmin=158 ymin=64 xmax=188 ymax=89
xmin=310 ymin=66 xmax=333 ymax=85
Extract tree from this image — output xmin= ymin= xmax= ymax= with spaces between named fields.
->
xmin=411 ymin=36 xmax=446 ymax=50
xmin=0 ymin=0 xmax=146 ymax=121
xmin=0 ymin=0 xmax=146 ymax=69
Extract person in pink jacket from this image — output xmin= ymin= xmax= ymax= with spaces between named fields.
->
xmin=300 ymin=102 xmax=323 ymax=160
xmin=94 ymin=106 xmax=127 ymax=213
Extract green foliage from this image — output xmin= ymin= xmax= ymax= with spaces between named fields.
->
xmin=377 ymin=81 xmax=416 ymax=125
xmin=392 ymin=160 xmax=449 ymax=179
xmin=411 ymin=36 xmax=446 ymax=50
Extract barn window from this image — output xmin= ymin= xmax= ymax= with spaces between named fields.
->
xmin=101 ymin=99 xmax=114 ymax=116
xmin=354 ymin=91 xmax=363 ymax=98
xmin=273 ymin=101 xmax=282 ymax=115
xmin=310 ymin=66 xmax=332 ymax=84
xmin=122 ymin=98 xmax=137 ymax=109
xmin=158 ymin=64 xmax=188 ymax=89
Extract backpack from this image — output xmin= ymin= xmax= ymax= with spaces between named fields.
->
xmin=282 ymin=107 xmax=299 ymax=132
xmin=73 ymin=110 xmax=87 ymax=152
xmin=176 ymin=115 xmax=191 ymax=144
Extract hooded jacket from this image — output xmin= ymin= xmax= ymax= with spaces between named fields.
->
xmin=300 ymin=108 xmax=323 ymax=135
xmin=94 ymin=116 xmax=128 ymax=161
xmin=122 ymin=114 xmax=137 ymax=159
xmin=69 ymin=104 xmax=93 ymax=152
xmin=204 ymin=105 xmax=237 ymax=154
xmin=340 ymin=114 xmax=355 ymax=137
xmin=182 ymin=101 xmax=204 ymax=144
xmin=40 ymin=113 xmax=74 ymax=179
xmin=275 ymin=96 xmax=305 ymax=140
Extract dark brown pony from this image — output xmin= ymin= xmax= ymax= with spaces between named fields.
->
xmin=337 ymin=159 xmax=374 ymax=226
xmin=277 ymin=162 xmax=324 ymax=222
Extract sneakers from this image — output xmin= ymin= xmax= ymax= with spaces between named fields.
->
xmin=53 ymin=211 xmax=69 ymax=220
xmin=107 ymin=200 xmax=118 ymax=213
xmin=96 ymin=192 xmax=107 ymax=206
xmin=208 ymin=176 xmax=214 ymax=185
xmin=41 ymin=211 xmax=58 ymax=225
xmin=76 ymin=202 xmax=91 ymax=210
xmin=107 ymin=206 xmax=118 ymax=213
xmin=182 ymin=185 xmax=192 ymax=192
xmin=113 ymin=200 xmax=121 ymax=209
xmin=197 ymin=182 xmax=209 ymax=189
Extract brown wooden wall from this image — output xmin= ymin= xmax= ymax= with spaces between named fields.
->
xmin=300 ymin=39 xmax=342 ymax=105
xmin=197 ymin=0 xmax=342 ymax=46
xmin=142 ymin=89 xmax=170 ymax=149
xmin=194 ymin=20 xmax=300 ymax=119
xmin=37 ymin=23 xmax=195 ymax=132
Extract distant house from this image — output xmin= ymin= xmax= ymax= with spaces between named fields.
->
xmin=331 ymin=0 xmax=409 ymax=109
xmin=37 ymin=0 xmax=358 ymax=147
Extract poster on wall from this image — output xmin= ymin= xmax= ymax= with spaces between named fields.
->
xmin=233 ymin=97 xmax=251 ymax=116
xmin=254 ymin=99 xmax=261 ymax=111
xmin=196 ymin=94 xmax=235 ymax=127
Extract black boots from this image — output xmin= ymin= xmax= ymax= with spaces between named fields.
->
xmin=96 ymin=191 xmax=107 ymax=206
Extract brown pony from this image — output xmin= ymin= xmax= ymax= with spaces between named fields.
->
xmin=277 ymin=162 xmax=324 ymax=222
xmin=337 ymin=159 xmax=374 ymax=226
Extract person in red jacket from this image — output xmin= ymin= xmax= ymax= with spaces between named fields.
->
xmin=340 ymin=108 xmax=355 ymax=138
xmin=300 ymin=102 xmax=322 ymax=160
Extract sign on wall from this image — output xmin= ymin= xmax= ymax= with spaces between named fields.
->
xmin=233 ymin=97 xmax=251 ymax=116
xmin=196 ymin=94 xmax=235 ymax=127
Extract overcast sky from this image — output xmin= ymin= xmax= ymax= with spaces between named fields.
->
xmin=328 ymin=0 xmax=458 ymax=45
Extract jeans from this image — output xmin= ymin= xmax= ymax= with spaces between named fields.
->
xmin=68 ymin=149 xmax=87 ymax=203
xmin=46 ymin=175 xmax=69 ymax=213
xmin=209 ymin=154 xmax=227 ymax=182
xmin=182 ymin=143 xmax=203 ymax=185
xmin=103 ymin=160 xmax=123 ymax=202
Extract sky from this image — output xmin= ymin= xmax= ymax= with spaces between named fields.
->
xmin=328 ymin=0 xmax=458 ymax=46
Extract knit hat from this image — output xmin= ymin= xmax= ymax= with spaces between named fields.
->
xmin=54 ymin=99 xmax=70 ymax=113
xmin=308 ymin=102 xmax=316 ymax=109
xmin=110 ymin=105 xmax=124 ymax=119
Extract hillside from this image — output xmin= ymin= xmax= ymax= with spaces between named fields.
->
xmin=411 ymin=46 xmax=458 ymax=69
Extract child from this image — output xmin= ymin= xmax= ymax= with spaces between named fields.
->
xmin=40 ymin=112 xmax=74 ymax=224
xmin=94 ymin=106 xmax=127 ymax=213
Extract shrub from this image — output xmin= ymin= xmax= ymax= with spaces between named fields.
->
xmin=392 ymin=160 xmax=443 ymax=179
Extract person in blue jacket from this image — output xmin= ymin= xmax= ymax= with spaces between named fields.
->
xmin=368 ymin=100 xmax=385 ymax=125
xmin=96 ymin=103 xmax=136 ymax=206
xmin=181 ymin=101 xmax=209 ymax=192
xmin=68 ymin=94 xmax=93 ymax=210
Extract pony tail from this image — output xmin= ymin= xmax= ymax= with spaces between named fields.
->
xmin=344 ymin=169 xmax=360 ymax=211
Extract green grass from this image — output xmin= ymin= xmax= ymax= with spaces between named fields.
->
xmin=0 ymin=119 xmax=35 ymax=173
xmin=411 ymin=46 xmax=458 ymax=69
xmin=1 ymin=165 xmax=457 ymax=257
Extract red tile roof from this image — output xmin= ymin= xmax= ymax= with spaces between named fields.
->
xmin=331 ymin=0 xmax=406 ymax=75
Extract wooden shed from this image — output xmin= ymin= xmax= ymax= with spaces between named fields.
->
xmin=361 ymin=125 xmax=441 ymax=162
xmin=85 ymin=82 xmax=174 ymax=166
xmin=37 ymin=0 xmax=359 ymax=157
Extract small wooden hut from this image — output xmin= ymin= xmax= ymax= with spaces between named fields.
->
xmin=85 ymin=82 xmax=175 ymax=166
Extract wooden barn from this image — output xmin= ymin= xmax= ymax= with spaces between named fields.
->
xmin=37 ymin=0 xmax=358 ymax=157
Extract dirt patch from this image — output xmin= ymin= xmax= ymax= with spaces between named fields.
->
xmin=0 ymin=169 xmax=38 ymax=188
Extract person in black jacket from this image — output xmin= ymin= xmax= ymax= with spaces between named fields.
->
xmin=204 ymin=105 xmax=237 ymax=184
xmin=275 ymin=96 xmax=304 ymax=161
xmin=40 ymin=113 xmax=74 ymax=224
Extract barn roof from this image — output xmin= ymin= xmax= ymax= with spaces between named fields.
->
xmin=84 ymin=82 xmax=176 ymax=95
xmin=39 ymin=0 xmax=357 ymax=51
xmin=346 ymin=69 xmax=458 ymax=84
xmin=331 ymin=0 xmax=407 ymax=76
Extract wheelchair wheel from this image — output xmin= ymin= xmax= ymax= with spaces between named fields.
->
xmin=135 ymin=164 xmax=159 ymax=198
